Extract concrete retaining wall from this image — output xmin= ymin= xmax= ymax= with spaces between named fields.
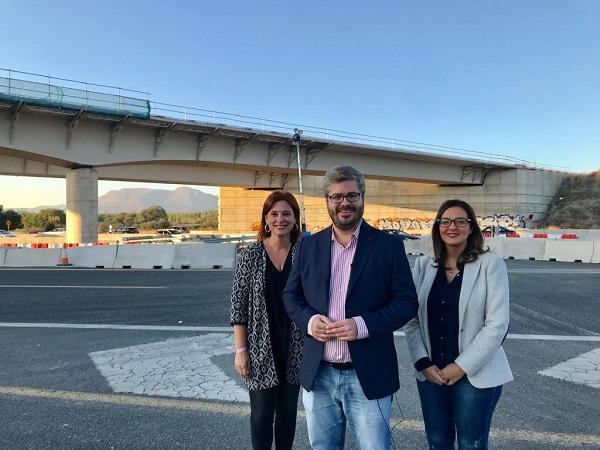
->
xmin=4 ymin=247 xmax=62 ymax=267
xmin=64 ymin=245 xmax=118 ymax=268
xmin=172 ymin=243 xmax=236 ymax=269
xmin=543 ymin=240 xmax=594 ymax=263
xmin=113 ymin=244 xmax=176 ymax=269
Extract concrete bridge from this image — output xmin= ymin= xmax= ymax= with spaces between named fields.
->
xmin=0 ymin=71 xmax=557 ymax=242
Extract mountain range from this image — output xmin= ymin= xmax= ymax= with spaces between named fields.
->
xmin=16 ymin=187 xmax=218 ymax=213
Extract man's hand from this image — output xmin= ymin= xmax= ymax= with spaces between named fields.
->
xmin=311 ymin=315 xmax=334 ymax=342
xmin=326 ymin=319 xmax=358 ymax=341
xmin=421 ymin=365 xmax=448 ymax=385
xmin=439 ymin=363 xmax=465 ymax=385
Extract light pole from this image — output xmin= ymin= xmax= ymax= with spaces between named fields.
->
xmin=292 ymin=128 xmax=306 ymax=232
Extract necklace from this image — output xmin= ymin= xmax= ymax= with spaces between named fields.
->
xmin=445 ymin=266 xmax=459 ymax=276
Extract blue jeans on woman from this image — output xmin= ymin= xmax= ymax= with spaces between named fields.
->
xmin=417 ymin=378 xmax=502 ymax=450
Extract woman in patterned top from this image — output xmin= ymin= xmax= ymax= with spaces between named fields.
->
xmin=230 ymin=190 xmax=303 ymax=450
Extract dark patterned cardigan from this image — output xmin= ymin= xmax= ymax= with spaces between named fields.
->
xmin=230 ymin=241 xmax=303 ymax=391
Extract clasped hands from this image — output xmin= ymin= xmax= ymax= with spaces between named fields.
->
xmin=311 ymin=314 xmax=357 ymax=342
xmin=422 ymin=363 xmax=465 ymax=386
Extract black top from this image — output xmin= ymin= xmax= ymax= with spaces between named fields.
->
xmin=264 ymin=245 xmax=294 ymax=381
xmin=415 ymin=265 xmax=463 ymax=372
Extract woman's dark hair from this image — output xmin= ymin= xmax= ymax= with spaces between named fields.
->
xmin=257 ymin=190 xmax=301 ymax=243
xmin=431 ymin=199 xmax=487 ymax=267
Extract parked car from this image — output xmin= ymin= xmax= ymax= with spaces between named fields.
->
xmin=170 ymin=225 xmax=191 ymax=233
xmin=482 ymin=226 xmax=515 ymax=237
xmin=156 ymin=228 xmax=184 ymax=236
xmin=383 ymin=229 xmax=420 ymax=240
xmin=38 ymin=227 xmax=66 ymax=237
xmin=115 ymin=226 xmax=139 ymax=234
xmin=0 ymin=230 xmax=16 ymax=238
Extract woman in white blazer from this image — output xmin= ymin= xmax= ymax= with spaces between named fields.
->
xmin=405 ymin=199 xmax=512 ymax=450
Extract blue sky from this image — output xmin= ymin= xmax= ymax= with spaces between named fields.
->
xmin=1 ymin=1 xmax=599 ymax=207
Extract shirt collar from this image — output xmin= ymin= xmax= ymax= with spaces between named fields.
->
xmin=331 ymin=219 xmax=362 ymax=244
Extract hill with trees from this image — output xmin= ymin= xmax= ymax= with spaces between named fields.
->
xmin=543 ymin=170 xmax=600 ymax=228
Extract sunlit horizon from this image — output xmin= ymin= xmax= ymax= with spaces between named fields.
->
xmin=0 ymin=176 xmax=218 ymax=209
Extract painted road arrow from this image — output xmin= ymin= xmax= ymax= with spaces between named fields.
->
xmin=89 ymin=333 xmax=249 ymax=402
xmin=538 ymin=347 xmax=600 ymax=389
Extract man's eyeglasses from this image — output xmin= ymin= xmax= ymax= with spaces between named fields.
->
xmin=327 ymin=192 xmax=362 ymax=204
xmin=437 ymin=218 xmax=471 ymax=228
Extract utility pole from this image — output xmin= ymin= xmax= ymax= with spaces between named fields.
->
xmin=292 ymin=128 xmax=306 ymax=232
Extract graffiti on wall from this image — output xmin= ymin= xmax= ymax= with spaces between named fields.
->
xmin=376 ymin=214 xmax=533 ymax=231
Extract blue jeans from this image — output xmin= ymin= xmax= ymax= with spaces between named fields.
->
xmin=303 ymin=362 xmax=392 ymax=450
xmin=417 ymin=378 xmax=502 ymax=450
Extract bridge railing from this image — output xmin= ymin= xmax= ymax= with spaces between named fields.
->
xmin=0 ymin=68 xmax=566 ymax=171
xmin=0 ymin=68 xmax=150 ymax=119
xmin=150 ymin=101 xmax=567 ymax=171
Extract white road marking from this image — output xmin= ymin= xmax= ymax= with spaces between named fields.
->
xmin=90 ymin=333 xmax=249 ymax=402
xmin=0 ymin=386 xmax=598 ymax=446
xmin=0 ymin=322 xmax=231 ymax=332
xmin=539 ymin=348 xmax=600 ymax=389
xmin=0 ymin=285 xmax=166 ymax=289
xmin=0 ymin=322 xmax=599 ymax=341
xmin=0 ymin=268 xmax=231 ymax=272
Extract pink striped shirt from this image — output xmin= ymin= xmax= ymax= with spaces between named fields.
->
xmin=308 ymin=222 xmax=369 ymax=363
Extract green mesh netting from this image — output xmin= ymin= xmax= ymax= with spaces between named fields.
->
xmin=0 ymin=77 xmax=150 ymax=119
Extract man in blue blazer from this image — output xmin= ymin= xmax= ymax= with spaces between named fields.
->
xmin=284 ymin=166 xmax=418 ymax=449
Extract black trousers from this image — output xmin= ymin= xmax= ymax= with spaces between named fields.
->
xmin=248 ymin=381 xmax=300 ymax=450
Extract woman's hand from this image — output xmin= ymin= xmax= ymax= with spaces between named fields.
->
xmin=439 ymin=363 xmax=465 ymax=385
xmin=421 ymin=365 xmax=448 ymax=385
xmin=234 ymin=350 xmax=251 ymax=379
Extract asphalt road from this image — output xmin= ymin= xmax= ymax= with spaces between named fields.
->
xmin=1 ymin=258 xmax=599 ymax=449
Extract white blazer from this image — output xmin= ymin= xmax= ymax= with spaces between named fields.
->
xmin=404 ymin=252 xmax=513 ymax=388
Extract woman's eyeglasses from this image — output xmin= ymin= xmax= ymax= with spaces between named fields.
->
xmin=437 ymin=218 xmax=471 ymax=228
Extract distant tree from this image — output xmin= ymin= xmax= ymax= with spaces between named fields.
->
xmin=138 ymin=205 xmax=168 ymax=223
xmin=0 ymin=209 xmax=23 ymax=230
xmin=167 ymin=209 xmax=218 ymax=230
xmin=21 ymin=208 xmax=65 ymax=231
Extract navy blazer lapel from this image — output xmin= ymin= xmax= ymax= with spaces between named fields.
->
xmin=315 ymin=226 xmax=333 ymax=312
xmin=346 ymin=222 xmax=376 ymax=296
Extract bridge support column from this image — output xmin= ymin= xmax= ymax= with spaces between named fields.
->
xmin=66 ymin=167 xmax=98 ymax=244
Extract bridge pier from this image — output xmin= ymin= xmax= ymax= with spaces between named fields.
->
xmin=66 ymin=167 xmax=98 ymax=243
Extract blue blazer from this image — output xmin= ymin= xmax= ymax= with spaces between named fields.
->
xmin=283 ymin=221 xmax=419 ymax=400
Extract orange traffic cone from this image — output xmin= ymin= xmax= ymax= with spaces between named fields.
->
xmin=58 ymin=256 xmax=72 ymax=266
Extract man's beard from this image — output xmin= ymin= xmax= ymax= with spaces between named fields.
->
xmin=328 ymin=204 xmax=364 ymax=230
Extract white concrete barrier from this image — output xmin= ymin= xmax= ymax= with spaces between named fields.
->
xmin=403 ymin=239 xmax=421 ymax=255
xmin=492 ymin=238 xmax=546 ymax=260
xmin=64 ymin=245 xmax=118 ymax=268
xmin=591 ymin=241 xmax=600 ymax=264
xmin=415 ymin=236 xmax=433 ymax=255
xmin=404 ymin=236 xmax=433 ymax=255
xmin=113 ymin=244 xmax=176 ymax=269
xmin=172 ymin=243 xmax=237 ymax=269
xmin=4 ymin=247 xmax=62 ymax=267
xmin=0 ymin=248 xmax=6 ymax=266
xmin=484 ymin=237 xmax=505 ymax=255
xmin=543 ymin=240 xmax=594 ymax=263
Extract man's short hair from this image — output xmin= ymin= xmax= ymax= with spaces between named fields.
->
xmin=322 ymin=166 xmax=366 ymax=197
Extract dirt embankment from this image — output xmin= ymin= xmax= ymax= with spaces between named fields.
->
xmin=543 ymin=170 xmax=600 ymax=228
